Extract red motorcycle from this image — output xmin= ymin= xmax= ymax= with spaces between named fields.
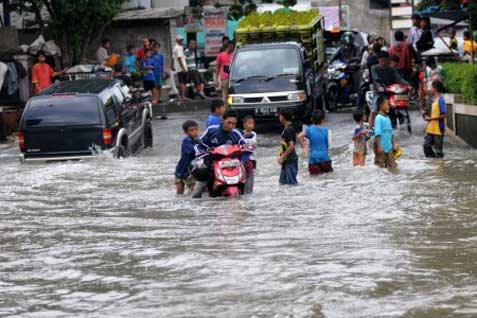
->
xmin=386 ymin=83 xmax=412 ymax=134
xmin=192 ymin=143 xmax=247 ymax=197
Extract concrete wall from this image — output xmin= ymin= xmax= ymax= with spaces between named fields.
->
xmin=313 ymin=0 xmax=390 ymax=40
xmin=444 ymin=94 xmax=477 ymax=149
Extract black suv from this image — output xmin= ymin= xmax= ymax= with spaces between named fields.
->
xmin=18 ymin=79 xmax=153 ymax=162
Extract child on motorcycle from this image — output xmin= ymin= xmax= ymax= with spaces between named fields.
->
xmin=242 ymin=116 xmax=257 ymax=194
xmin=298 ymin=110 xmax=333 ymax=175
xmin=206 ymin=99 xmax=226 ymax=128
xmin=278 ymin=109 xmax=299 ymax=185
xmin=175 ymin=120 xmax=199 ymax=194
xmin=374 ymin=95 xmax=397 ymax=170
xmin=352 ymin=109 xmax=369 ymax=166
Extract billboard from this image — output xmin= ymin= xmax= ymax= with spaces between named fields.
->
xmin=204 ymin=8 xmax=227 ymax=56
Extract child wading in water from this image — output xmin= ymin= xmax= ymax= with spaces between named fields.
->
xmin=298 ymin=110 xmax=333 ymax=175
xmin=423 ymin=80 xmax=446 ymax=158
xmin=175 ymin=120 xmax=198 ymax=194
xmin=352 ymin=109 xmax=369 ymax=166
xmin=242 ymin=116 xmax=257 ymax=194
xmin=374 ymin=95 xmax=397 ymax=170
xmin=278 ymin=109 xmax=298 ymax=185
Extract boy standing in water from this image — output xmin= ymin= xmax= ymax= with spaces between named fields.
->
xmin=242 ymin=116 xmax=257 ymax=194
xmin=374 ymin=95 xmax=397 ymax=170
xmin=423 ymin=80 xmax=446 ymax=158
xmin=175 ymin=120 xmax=198 ymax=194
xmin=278 ymin=109 xmax=298 ymax=185
xmin=298 ymin=110 xmax=333 ymax=175
xmin=352 ymin=109 xmax=369 ymax=166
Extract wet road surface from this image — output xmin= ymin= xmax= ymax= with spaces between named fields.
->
xmin=1 ymin=111 xmax=477 ymax=317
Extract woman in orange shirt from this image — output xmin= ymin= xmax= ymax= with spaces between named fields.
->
xmin=31 ymin=51 xmax=65 ymax=94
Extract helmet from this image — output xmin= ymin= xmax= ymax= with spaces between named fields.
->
xmin=343 ymin=32 xmax=355 ymax=45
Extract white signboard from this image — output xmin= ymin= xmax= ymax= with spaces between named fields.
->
xmin=204 ymin=8 xmax=227 ymax=56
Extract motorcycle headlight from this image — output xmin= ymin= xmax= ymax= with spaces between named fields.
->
xmin=287 ymin=92 xmax=307 ymax=102
xmin=328 ymin=67 xmax=335 ymax=73
xmin=227 ymin=96 xmax=244 ymax=105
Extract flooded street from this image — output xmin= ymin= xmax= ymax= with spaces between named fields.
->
xmin=1 ymin=111 xmax=477 ymax=318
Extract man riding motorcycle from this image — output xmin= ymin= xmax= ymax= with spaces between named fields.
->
xmin=369 ymin=51 xmax=410 ymax=129
xmin=331 ymin=32 xmax=362 ymax=102
xmin=332 ymin=32 xmax=360 ymax=63
xmin=192 ymin=110 xmax=246 ymax=198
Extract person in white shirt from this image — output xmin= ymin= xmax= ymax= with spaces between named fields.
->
xmin=173 ymin=35 xmax=189 ymax=103
xmin=96 ymin=39 xmax=111 ymax=65
xmin=408 ymin=14 xmax=423 ymax=50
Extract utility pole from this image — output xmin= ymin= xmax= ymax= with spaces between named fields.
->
xmin=3 ymin=0 xmax=11 ymax=26
xmin=338 ymin=0 xmax=342 ymax=28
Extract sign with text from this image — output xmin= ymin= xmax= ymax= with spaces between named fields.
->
xmin=204 ymin=8 xmax=227 ymax=56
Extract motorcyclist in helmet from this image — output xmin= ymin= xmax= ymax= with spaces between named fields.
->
xmin=332 ymin=31 xmax=360 ymax=63
xmin=192 ymin=110 xmax=246 ymax=198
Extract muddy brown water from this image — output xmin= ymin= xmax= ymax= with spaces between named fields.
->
xmin=1 ymin=111 xmax=476 ymax=318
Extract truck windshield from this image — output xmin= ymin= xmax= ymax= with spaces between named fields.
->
xmin=230 ymin=48 xmax=300 ymax=82
xmin=24 ymin=96 xmax=101 ymax=127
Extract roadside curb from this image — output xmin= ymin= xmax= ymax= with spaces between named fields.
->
xmin=152 ymin=100 xmax=211 ymax=117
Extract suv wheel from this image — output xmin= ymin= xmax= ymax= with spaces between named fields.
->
xmin=116 ymin=143 xmax=130 ymax=158
xmin=144 ymin=119 xmax=153 ymax=148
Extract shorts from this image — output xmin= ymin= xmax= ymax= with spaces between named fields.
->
xmin=154 ymin=74 xmax=163 ymax=88
xmin=175 ymin=175 xmax=196 ymax=186
xmin=353 ymin=152 xmax=366 ymax=166
xmin=279 ymin=161 xmax=298 ymax=185
xmin=374 ymin=151 xmax=397 ymax=169
xmin=178 ymin=71 xmax=189 ymax=84
xmin=308 ymin=161 xmax=333 ymax=175
xmin=143 ymin=80 xmax=156 ymax=91
xmin=189 ymin=70 xmax=205 ymax=86
xmin=243 ymin=160 xmax=256 ymax=176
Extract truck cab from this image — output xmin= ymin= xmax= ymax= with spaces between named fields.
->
xmin=228 ymin=42 xmax=313 ymax=124
xmin=228 ymin=10 xmax=326 ymax=126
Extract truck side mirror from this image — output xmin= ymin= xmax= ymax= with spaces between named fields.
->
xmin=224 ymin=65 xmax=230 ymax=74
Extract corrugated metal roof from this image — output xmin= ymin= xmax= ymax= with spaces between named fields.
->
xmin=114 ymin=8 xmax=183 ymax=21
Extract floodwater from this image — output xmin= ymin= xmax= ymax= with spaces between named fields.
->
xmin=1 ymin=111 xmax=477 ymax=318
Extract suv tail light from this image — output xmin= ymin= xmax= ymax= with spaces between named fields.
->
xmin=102 ymin=128 xmax=112 ymax=145
xmin=18 ymin=132 xmax=25 ymax=151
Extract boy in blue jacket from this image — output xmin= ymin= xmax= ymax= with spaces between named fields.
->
xmin=175 ymin=120 xmax=198 ymax=194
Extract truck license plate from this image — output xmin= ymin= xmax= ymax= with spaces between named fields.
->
xmin=255 ymin=106 xmax=278 ymax=115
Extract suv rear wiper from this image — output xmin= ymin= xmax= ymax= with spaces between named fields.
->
xmin=265 ymin=73 xmax=298 ymax=82
xmin=232 ymin=75 xmax=267 ymax=83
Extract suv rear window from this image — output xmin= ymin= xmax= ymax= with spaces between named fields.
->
xmin=24 ymin=96 xmax=101 ymax=127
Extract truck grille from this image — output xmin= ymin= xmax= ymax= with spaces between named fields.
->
xmin=243 ymin=96 xmax=288 ymax=103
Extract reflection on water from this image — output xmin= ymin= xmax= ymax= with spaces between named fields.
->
xmin=0 ymin=112 xmax=476 ymax=318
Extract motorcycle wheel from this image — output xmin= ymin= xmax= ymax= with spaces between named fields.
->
xmin=326 ymin=86 xmax=339 ymax=112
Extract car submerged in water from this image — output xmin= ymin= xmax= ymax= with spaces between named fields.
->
xmin=18 ymin=79 xmax=153 ymax=162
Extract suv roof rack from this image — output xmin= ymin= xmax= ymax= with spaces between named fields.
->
xmin=40 ymin=79 xmax=116 ymax=96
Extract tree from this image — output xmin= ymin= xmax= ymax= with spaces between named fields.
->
xmin=12 ymin=0 xmax=127 ymax=66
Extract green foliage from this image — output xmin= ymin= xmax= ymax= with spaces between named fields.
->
xmin=237 ymin=10 xmax=319 ymax=29
xmin=11 ymin=0 xmax=127 ymax=65
xmin=444 ymin=63 xmax=477 ymax=104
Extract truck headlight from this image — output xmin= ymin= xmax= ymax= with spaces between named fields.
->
xmin=228 ymin=96 xmax=244 ymax=105
xmin=287 ymin=92 xmax=306 ymax=102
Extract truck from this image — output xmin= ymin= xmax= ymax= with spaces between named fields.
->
xmin=227 ymin=10 xmax=326 ymax=126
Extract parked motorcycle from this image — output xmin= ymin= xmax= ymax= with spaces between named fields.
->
xmin=191 ymin=142 xmax=249 ymax=198
xmin=386 ymin=83 xmax=412 ymax=134
xmin=326 ymin=59 xmax=360 ymax=111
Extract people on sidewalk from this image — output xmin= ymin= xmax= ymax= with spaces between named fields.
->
xmin=185 ymin=39 xmax=207 ymax=99
xmin=216 ymin=41 xmax=235 ymax=106
xmin=31 ymin=50 xmax=65 ymax=95
xmin=173 ymin=35 xmax=189 ymax=103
